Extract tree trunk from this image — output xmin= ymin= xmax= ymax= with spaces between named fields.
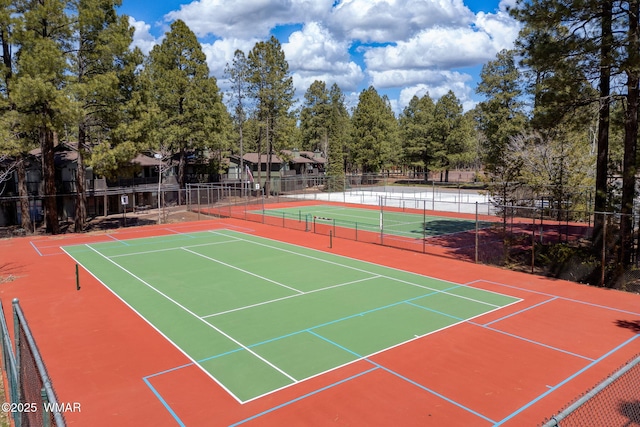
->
xmin=75 ymin=125 xmax=87 ymax=232
xmin=265 ymin=116 xmax=272 ymax=197
xmin=17 ymin=154 xmax=32 ymax=232
xmin=620 ymin=0 xmax=639 ymax=267
xmin=257 ymin=128 xmax=262 ymax=194
xmin=178 ymin=147 xmax=186 ymax=205
xmin=41 ymin=127 xmax=59 ymax=234
xmin=593 ymin=0 xmax=612 ymax=260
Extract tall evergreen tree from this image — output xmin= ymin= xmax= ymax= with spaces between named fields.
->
xmin=326 ymin=83 xmax=349 ymax=190
xmin=300 ymin=80 xmax=331 ymax=152
xmin=247 ymin=36 xmax=294 ymax=195
xmin=145 ymin=20 xmax=226 ymax=197
xmin=12 ymin=0 xmax=76 ymax=234
xmin=399 ymin=94 xmax=435 ymax=182
xmin=351 ymin=86 xmax=398 ymax=175
xmin=225 ymin=49 xmax=251 ymax=192
xmin=475 ymin=50 xmax=527 ymax=175
xmin=0 ymin=0 xmax=33 ymax=231
xmin=70 ymin=0 xmax=138 ymax=231
xmin=432 ymin=91 xmax=474 ymax=182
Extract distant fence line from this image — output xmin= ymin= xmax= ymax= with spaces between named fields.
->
xmin=186 ymin=182 xmax=640 ymax=290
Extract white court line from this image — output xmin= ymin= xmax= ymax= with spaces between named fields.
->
xmin=108 ymin=239 xmax=241 ymax=258
xmin=202 ymin=275 xmax=382 ymax=319
xmin=84 ymin=243 xmax=298 ymax=384
xmin=181 ymin=247 xmax=304 ymax=295
xmin=211 ymin=230 xmax=509 ymax=308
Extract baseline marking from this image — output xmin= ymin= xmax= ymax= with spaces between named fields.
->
xmin=202 ymin=275 xmax=381 ymax=318
xmin=182 ymin=247 xmax=304 ymax=295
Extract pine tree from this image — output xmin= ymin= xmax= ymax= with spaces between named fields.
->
xmin=326 ymin=83 xmax=349 ymax=190
xmin=70 ymin=0 xmax=138 ymax=231
xmin=224 ymin=49 xmax=251 ymax=194
xmin=12 ymin=0 xmax=76 ymax=234
xmin=247 ymin=36 xmax=294 ymax=196
xmin=399 ymin=94 xmax=435 ymax=182
xmin=145 ymin=20 xmax=226 ymax=197
xmin=351 ymin=86 xmax=398 ymax=176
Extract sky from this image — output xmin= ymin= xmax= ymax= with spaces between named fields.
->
xmin=118 ymin=0 xmax=521 ymax=114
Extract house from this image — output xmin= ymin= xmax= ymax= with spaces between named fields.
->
xmin=225 ymin=149 xmax=326 ymax=194
xmin=0 ymin=142 xmax=181 ymax=227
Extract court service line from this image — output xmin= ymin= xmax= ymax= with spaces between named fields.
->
xmin=108 ymin=239 xmax=241 ymax=258
xmin=482 ymin=297 xmax=559 ymax=327
xmin=29 ymin=241 xmax=44 ymax=256
xmin=202 ymin=275 xmax=382 ymax=318
xmin=181 ymin=247 xmax=304 ymax=295
xmin=84 ymin=244 xmax=299 ymax=384
xmin=211 ymin=230 xmax=513 ymax=309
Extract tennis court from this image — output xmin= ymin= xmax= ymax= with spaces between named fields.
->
xmin=62 ymin=229 xmax=519 ymax=403
xmin=1 ymin=216 xmax=639 ymax=426
xmin=254 ymin=204 xmax=492 ymax=238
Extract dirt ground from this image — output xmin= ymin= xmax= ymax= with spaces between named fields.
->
xmin=0 ymin=206 xmax=210 ymax=239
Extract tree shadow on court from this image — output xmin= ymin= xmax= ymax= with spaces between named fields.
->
xmin=619 ymin=400 xmax=640 ymax=425
xmin=422 ymin=219 xmax=477 ymax=237
xmin=615 ymin=320 xmax=640 ymax=333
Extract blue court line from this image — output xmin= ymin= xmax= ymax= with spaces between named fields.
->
xmin=482 ymin=297 xmax=558 ymax=327
xmin=140 ymin=283 xmax=475 ymax=420
xmin=492 ymin=334 xmax=640 ymax=426
xmin=405 ymin=301 xmax=594 ymax=362
xmin=143 ymin=362 xmax=195 ymax=379
xmin=143 ymin=377 xmax=186 ymax=427
xmin=228 ymin=367 xmax=379 ymax=427
xmin=198 ymin=285 xmax=464 ymax=363
xmin=29 ymin=241 xmax=44 ymax=256
xmin=308 ymin=330 xmax=497 ymax=424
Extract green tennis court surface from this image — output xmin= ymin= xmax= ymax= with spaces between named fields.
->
xmin=255 ymin=204 xmax=491 ymax=238
xmin=63 ymin=230 xmax=519 ymax=402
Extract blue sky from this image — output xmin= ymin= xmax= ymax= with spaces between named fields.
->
xmin=118 ymin=0 xmax=520 ymax=113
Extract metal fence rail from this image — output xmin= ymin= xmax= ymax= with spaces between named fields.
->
xmin=541 ymin=354 xmax=640 ymax=426
xmin=0 ymin=299 xmax=66 ymax=427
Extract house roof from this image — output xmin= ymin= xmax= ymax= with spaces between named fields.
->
xmin=242 ymin=153 xmax=284 ymax=164
xmin=132 ymin=154 xmax=164 ymax=167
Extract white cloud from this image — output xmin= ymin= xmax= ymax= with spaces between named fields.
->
xmin=364 ymin=14 xmax=519 ymax=73
xmin=165 ymin=0 xmax=334 ymax=39
xmin=283 ymin=22 xmax=365 ymax=92
xmin=398 ymin=81 xmax=475 ymax=112
xmin=129 ymin=17 xmax=160 ymax=55
xmin=329 ymin=0 xmax=475 ymax=42
xmin=201 ymin=38 xmax=260 ymax=81
xmin=128 ymin=0 xmax=521 ymax=112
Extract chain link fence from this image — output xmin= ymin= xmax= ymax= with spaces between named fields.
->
xmin=0 ymin=299 xmax=66 ymax=427
xmin=187 ymin=177 xmax=640 ymax=290
xmin=541 ymin=353 xmax=640 ymax=426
